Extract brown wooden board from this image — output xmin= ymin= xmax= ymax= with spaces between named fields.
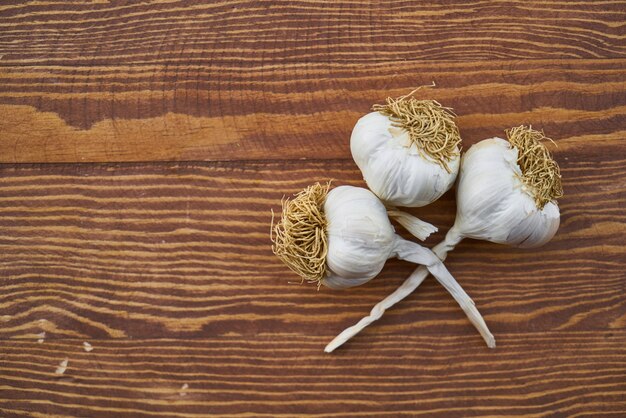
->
xmin=1 ymin=1 xmax=624 ymax=66
xmin=0 ymin=159 xmax=625 ymax=415
xmin=1 ymin=1 xmax=625 ymax=416
xmin=1 ymin=334 xmax=625 ymax=417
xmin=0 ymin=59 xmax=624 ymax=163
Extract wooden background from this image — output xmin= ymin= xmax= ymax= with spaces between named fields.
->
xmin=1 ymin=1 xmax=625 ymax=416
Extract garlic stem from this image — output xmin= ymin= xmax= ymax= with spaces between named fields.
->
xmin=387 ymin=208 xmax=437 ymax=241
xmin=324 ymin=263 xmax=429 ymax=353
xmin=326 ymin=229 xmax=495 ymax=352
xmin=393 ymin=236 xmax=494 ymax=348
xmin=427 ymin=260 xmax=496 ymax=348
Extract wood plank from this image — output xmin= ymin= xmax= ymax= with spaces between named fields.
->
xmin=1 ymin=333 xmax=625 ymax=417
xmin=2 ymin=1 xmax=625 ymax=416
xmin=0 ymin=59 xmax=625 ymax=162
xmin=1 ymin=1 xmax=624 ymax=66
xmin=0 ymin=157 xmax=623 ymax=342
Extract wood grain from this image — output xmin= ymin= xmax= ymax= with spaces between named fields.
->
xmin=2 ymin=1 xmax=625 ymax=416
xmin=1 ymin=0 xmax=624 ymax=66
xmin=1 ymin=0 xmax=625 ymax=163
xmin=1 ymin=59 xmax=624 ymax=162
xmin=1 ymin=333 xmax=625 ymax=417
xmin=0 ymin=159 xmax=624 ymax=340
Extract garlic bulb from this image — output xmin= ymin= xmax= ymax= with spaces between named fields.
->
xmin=271 ymin=182 xmax=493 ymax=347
xmin=350 ymin=88 xmax=462 ymax=242
xmin=322 ymin=185 xmax=397 ymax=289
xmin=327 ymin=126 xmax=562 ymax=351
xmin=351 ymin=111 xmax=460 ymax=207
xmin=453 ymin=132 xmax=561 ymax=248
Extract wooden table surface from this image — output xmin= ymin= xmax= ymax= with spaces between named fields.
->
xmin=1 ymin=1 xmax=625 ymax=416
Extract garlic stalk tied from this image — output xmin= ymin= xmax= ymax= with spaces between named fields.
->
xmin=271 ymin=183 xmax=468 ymax=291
xmin=327 ymin=126 xmax=563 ymax=351
xmin=350 ymin=84 xmax=462 ymax=239
xmin=271 ymin=183 xmax=492 ymax=349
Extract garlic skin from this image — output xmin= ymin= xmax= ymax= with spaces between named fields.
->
xmin=351 ymin=112 xmax=460 ymax=207
xmin=455 ymin=138 xmax=560 ymax=248
xmin=322 ymin=186 xmax=396 ymax=289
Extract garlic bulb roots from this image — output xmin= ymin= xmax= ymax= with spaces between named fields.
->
xmin=372 ymin=93 xmax=461 ymax=172
xmin=505 ymin=126 xmax=563 ymax=209
xmin=271 ymin=182 xmax=330 ymax=287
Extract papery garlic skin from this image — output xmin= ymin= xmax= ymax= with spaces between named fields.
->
xmin=455 ymin=138 xmax=560 ymax=248
xmin=351 ymin=112 xmax=460 ymax=207
xmin=322 ymin=186 xmax=396 ymax=289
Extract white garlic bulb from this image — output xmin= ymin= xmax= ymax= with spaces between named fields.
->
xmin=272 ymin=183 xmax=470 ymax=292
xmin=349 ymin=90 xmax=463 ymax=241
xmin=327 ymin=126 xmax=562 ymax=352
xmin=453 ymin=137 xmax=560 ymax=248
xmin=351 ymin=111 xmax=460 ymax=207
